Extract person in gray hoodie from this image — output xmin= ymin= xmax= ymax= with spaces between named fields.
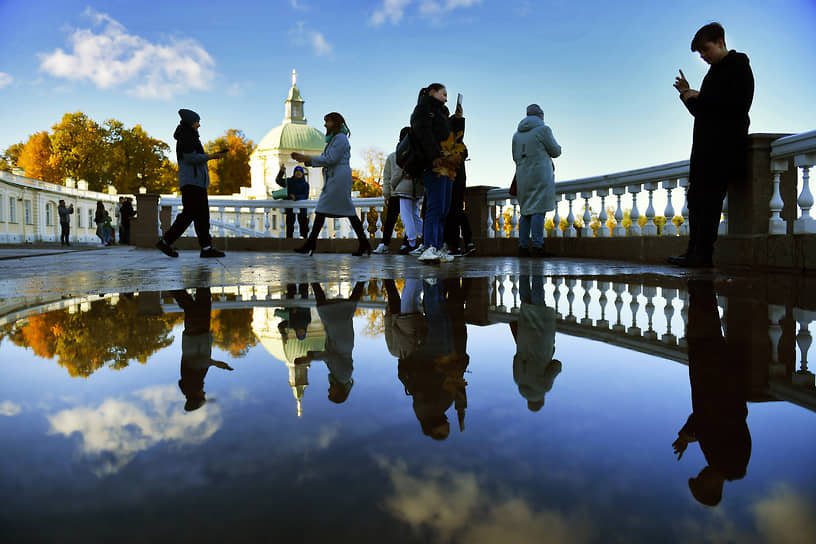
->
xmin=156 ymin=109 xmax=227 ymax=258
xmin=512 ymin=104 xmax=562 ymax=257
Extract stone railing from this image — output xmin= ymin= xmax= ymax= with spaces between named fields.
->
xmin=768 ymin=129 xmax=816 ymax=235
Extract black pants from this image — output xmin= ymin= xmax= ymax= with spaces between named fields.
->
xmin=60 ymin=222 xmax=70 ymax=245
xmin=686 ymin=182 xmax=727 ymax=261
xmin=307 ymin=212 xmax=368 ymax=245
xmin=444 ymin=176 xmax=472 ymax=250
xmin=120 ymin=220 xmax=131 ymax=244
xmin=381 ymin=196 xmax=401 ymax=244
xmin=285 ymin=208 xmax=309 ymax=238
xmin=163 ymin=185 xmax=212 ymax=248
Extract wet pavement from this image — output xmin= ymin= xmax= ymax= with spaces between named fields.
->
xmin=1 ymin=247 xmax=815 ymax=543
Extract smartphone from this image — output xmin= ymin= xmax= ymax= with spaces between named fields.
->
xmin=457 ymin=93 xmax=463 ymax=108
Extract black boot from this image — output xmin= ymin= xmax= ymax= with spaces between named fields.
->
xmin=352 ymin=238 xmax=372 ymax=256
xmin=294 ymin=238 xmax=316 ymax=256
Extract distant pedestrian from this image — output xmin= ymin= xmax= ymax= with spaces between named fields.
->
xmin=275 ymin=165 xmax=310 ymax=238
xmin=120 ymin=197 xmax=135 ymax=244
xmin=115 ymin=197 xmax=123 ymax=242
xmin=58 ymin=199 xmax=73 ymax=246
xmin=668 ymin=22 xmax=754 ymax=268
xmin=156 ymin=108 xmax=228 ymax=258
xmin=291 ymin=112 xmax=371 ymax=256
xmin=94 ymin=201 xmax=111 ymax=246
xmin=411 ymin=83 xmax=465 ymax=263
xmin=374 ymin=127 xmax=424 ymax=254
xmin=512 ymin=104 xmax=562 ymax=257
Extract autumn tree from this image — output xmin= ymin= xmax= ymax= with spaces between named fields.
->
xmin=210 ymin=308 xmax=258 ymax=357
xmin=104 ymin=120 xmax=173 ymax=194
xmin=359 ymin=147 xmax=387 ymax=186
xmin=0 ymin=141 xmax=24 ymax=172
xmin=206 ymin=129 xmax=255 ymax=195
xmin=17 ymin=132 xmax=60 ymax=183
xmin=50 ymin=112 xmax=107 ymax=190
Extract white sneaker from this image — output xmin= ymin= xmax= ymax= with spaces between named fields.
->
xmin=418 ymin=246 xmax=441 ymax=262
xmin=372 ymin=243 xmax=389 ymax=254
xmin=439 ymin=250 xmax=454 ymax=263
xmin=409 ymin=244 xmax=425 ymax=256
xmin=424 ymin=278 xmax=437 ymax=286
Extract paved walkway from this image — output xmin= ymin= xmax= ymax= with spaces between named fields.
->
xmin=0 ymin=244 xmax=761 ymax=300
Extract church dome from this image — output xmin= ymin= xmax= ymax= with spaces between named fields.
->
xmin=256 ymin=123 xmax=325 ymax=153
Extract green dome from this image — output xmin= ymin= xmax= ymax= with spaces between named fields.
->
xmin=256 ymin=123 xmax=325 ymax=153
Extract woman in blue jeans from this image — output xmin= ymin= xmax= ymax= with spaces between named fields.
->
xmin=410 ymin=83 xmax=465 ymax=262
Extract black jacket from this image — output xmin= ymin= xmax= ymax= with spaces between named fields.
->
xmin=410 ymin=95 xmax=464 ymax=173
xmin=683 ymin=51 xmax=754 ymax=187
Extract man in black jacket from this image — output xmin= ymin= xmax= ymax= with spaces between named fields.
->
xmin=669 ymin=22 xmax=754 ymax=268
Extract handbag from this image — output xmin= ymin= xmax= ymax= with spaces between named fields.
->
xmin=271 ymin=179 xmax=290 ymax=200
xmin=509 ymin=174 xmax=517 ymax=196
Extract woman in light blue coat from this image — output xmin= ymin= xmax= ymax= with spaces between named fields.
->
xmin=512 ymin=104 xmax=562 ymax=257
xmin=291 ymin=112 xmax=371 ymax=256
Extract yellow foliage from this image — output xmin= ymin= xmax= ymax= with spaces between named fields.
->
xmin=432 ymin=132 xmax=466 ymax=180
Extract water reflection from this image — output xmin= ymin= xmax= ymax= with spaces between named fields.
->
xmin=173 ymin=287 xmax=234 ymax=412
xmin=673 ymin=279 xmax=751 ymax=507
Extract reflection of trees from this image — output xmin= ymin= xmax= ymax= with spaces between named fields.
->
xmin=5 ymin=296 xmax=182 ymax=378
xmin=210 ymin=309 xmax=258 ymax=357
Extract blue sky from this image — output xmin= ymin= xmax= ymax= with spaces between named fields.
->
xmin=1 ymin=0 xmax=814 ymax=187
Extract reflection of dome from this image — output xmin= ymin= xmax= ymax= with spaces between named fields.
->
xmin=252 ymin=306 xmax=326 ymax=417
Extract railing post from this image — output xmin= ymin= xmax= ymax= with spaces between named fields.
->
xmin=612 ymin=187 xmax=626 ymax=237
xmin=580 ymin=191 xmax=593 ymax=237
xmin=464 ymin=186 xmax=495 ymax=242
xmin=628 ymin=184 xmax=642 ymax=237
xmin=678 ymin=177 xmax=689 ymax=236
xmin=131 ymin=193 xmax=160 ymax=248
xmin=642 ymin=182 xmax=657 ymax=236
xmin=793 ymin=154 xmax=816 ymax=234
xmin=596 ymin=188 xmax=610 ymax=238
xmin=662 ymin=179 xmax=678 ymax=236
xmin=769 ymin=159 xmax=789 ymax=235
xmin=552 ymin=195 xmax=563 ymax=238
xmin=510 ymin=199 xmax=519 ymax=238
xmin=564 ymin=193 xmax=576 ymax=238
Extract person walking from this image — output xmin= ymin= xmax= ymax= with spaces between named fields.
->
xmin=290 ymin=112 xmax=371 ymax=256
xmin=156 ymin=109 xmax=227 ymax=258
xmin=512 ymin=104 xmax=562 ymax=257
xmin=668 ymin=22 xmax=754 ymax=268
xmin=58 ymin=200 xmax=73 ymax=246
xmin=375 ymin=127 xmax=424 ymax=254
xmin=119 ymin=197 xmax=135 ymax=244
xmin=275 ymin=165 xmax=310 ymax=238
xmin=411 ymin=84 xmax=465 ymax=263
xmin=94 ymin=201 xmax=111 ymax=246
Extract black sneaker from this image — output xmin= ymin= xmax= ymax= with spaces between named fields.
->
xmin=518 ymin=247 xmax=530 ymax=257
xmin=200 ymin=247 xmax=225 ymax=258
xmin=156 ymin=238 xmax=179 ymax=258
xmin=462 ymin=242 xmax=476 ymax=257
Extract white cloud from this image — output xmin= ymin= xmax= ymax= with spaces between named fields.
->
xmin=370 ymin=0 xmax=481 ymax=25
xmin=48 ymin=385 xmax=222 ymax=476
xmin=38 ymin=8 xmax=215 ymax=100
xmin=751 ymin=484 xmax=816 ymax=544
xmin=310 ymin=31 xmax=332 ymax=56
xmin=370 ymin=0 xmax=412 ymax=25
xmin=0 ymin=72 xmax=13 ymax=89
xmin=0 ymin=400 xmax=22 ymax=416
xmin=290 ymin=0 xmax=309 ymax=10
xmin=290 ymin=22 xmax=333 ymax=57
xmin=378 ymin=458 xmax=597 ymax=543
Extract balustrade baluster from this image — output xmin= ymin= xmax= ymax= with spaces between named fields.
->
xmin=581 ymin=191 xmax=593 ymax=237
xmin=661 ymin=288 xmax=678 ymax=345
xmin=596 ymin=189 xmax=610 ymax=238
xmin=612 ymin=187 xmax=626 ymax=237
xmin=553 ymin=277 xmax=564 ymax=318
xmin=510 ymin=200 xmax=519 ymax=238
xmin=552 ymin=197 xmax=563 ymax=238
xmin=264 ymin=209 xmax=271 ymax=235
xmin=718 ymin=195 xmax=728 ymax=235
xmin=627 ymin=284 xmax=642 ymax=336
xmin=769 ymin=160 xmax=788 ymax=234
xmin=496 ymin=201 xmax=505 ymax=238
xmin=678 ymin=177 xmax=689 ymax=236
xmin=488 ymin=205 xmax=496 ymax=239
xmin=564 ymin=278 xmax=577 ymax=323
xmin=564 ymin=194 xmax=577 ymax=238
xmin=278 ymin=209 xmax=287 ymax=238
xmin=510 ymin=275 xmax=519 ymax=312
xmin=488 ymin=276 xmax=496 ymax=310
xmin=792 ymin=309 xmax=815 ymax=387
xmin=678 ymin=288 xmax=689 ymax=349
xmin=642 ymin=286 xmax=657 ymax=340
xmin=497 ymin=275 xmax=507 ymax=312
xmin=642 ymin=183 xmax=658 ymax=236
xmin=375 ymin=206 xmax=384 ymax=239
xmin=794 ymin=155 xmax=816 ymax=233
xmin=249 ymin=208 xmax=256 ymax=233
xmin=611 ymin=282 xmax=626 ymax=333
xmin=768 ymin=305 xmax=786 ymax=378
xmin=662 ymin=180 xmax=678 ymax=236
xmin=580 ymin=281 xmax=593 ymax=326
xmin=628 ymin=185 xmax=642 ymax=236
xmin=596 ymin=281 xmax=610 ymax=330
xmin=217 ymin=207 xmax=225 ymax=237
xmin=362 ymin=207 xmax=370 ymax=239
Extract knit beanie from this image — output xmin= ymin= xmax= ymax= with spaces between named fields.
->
xmin=526 ymin=104 xmax=544 ymax=118
xmin=178 ymin=109 xmax=201 ymax=125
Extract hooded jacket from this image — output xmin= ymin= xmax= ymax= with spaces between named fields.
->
xmin=512 ymin=116 xmax=562 ymax=215
xmin=174 ymin=112 xmax=211 ymax=190
xmin=410 ymin=94 xmax=463 ymax=174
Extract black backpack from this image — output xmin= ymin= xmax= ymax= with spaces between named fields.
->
xmin=396 ymin=129 xmax=424 ymax=179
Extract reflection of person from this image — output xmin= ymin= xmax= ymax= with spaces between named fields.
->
xmin=510 ymin=275 xmax=562 ymax=411
xmin=291 ymin=113 xmax=371 ymax=256
xmin=173 ymin=287 xmax=233 ymax=411
xmin=58 ymin=199 xmax=74 ymax=246
xmin=672 ymin=279 xmax=751 ymax=507
xmin=157 ymin=108 xmax=228 ymax=259
xmin=384 ymin=278 xmax=426 ymax=362
xmin=276 ymin=283 xmax=311 ymax=342
xmin=297 ymin=282 xmax=365 ymax=404
xmin=512 ymin=104 xmax=562 ymax=258
xmin=275 ymin=165 xmax=310 ymax=239
xmin=398 ymin=279 xmax=469 ymax=439
xmin=668 ymin=22 xmax=754 ymax=268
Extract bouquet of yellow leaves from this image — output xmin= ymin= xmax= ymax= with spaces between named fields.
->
xmin=432 ymin=131 xmax=466 ymax=180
